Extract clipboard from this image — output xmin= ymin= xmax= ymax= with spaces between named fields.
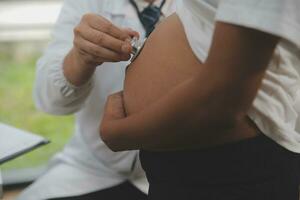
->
xmin=0 ymin=123 xmax=50 ymax=165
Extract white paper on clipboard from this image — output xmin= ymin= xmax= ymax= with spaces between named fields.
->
xmin=0 ymin=123 xmax=49 ymax=165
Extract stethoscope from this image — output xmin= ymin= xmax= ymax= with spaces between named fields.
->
xmin=128 ymin=0 xmax=166 ymax=62
xmin=129 ymin=0 xmax=166 ymax=37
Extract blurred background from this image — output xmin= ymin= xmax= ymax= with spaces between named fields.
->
xmin=0 ymin=0 xmax=74 ymax=198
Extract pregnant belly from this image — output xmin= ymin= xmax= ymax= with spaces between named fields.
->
xmin=123 ymin=14 xmax=261 ymax=142
xmin=124 ymin=14 xmax=203 ymax=115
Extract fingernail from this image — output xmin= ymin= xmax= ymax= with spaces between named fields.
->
xmin=121 ymin=44 xmax=131 ymax=53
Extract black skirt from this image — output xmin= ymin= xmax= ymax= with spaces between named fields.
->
xmin=140 ymin=134 xmax=300 ymax=200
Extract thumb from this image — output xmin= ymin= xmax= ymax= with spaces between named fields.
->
xmin=105 ymin=91 xmax=126 ymax=119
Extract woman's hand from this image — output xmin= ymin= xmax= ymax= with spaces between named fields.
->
xmin=102 ymin=91 xmax=126 ymax=122
xmin=100 ymin=91 xmax=129 ymax=151
xmin=63 ymin=13 xmax=139 ymax=86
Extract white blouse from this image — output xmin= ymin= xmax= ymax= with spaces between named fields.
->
xmin=18 ymin=0 xmax=176 ymax=199
xmin=177 ymin=0 xmax=300 ymax=153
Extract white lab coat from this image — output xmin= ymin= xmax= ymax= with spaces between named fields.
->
xmin=18 ymin=0 xmax=176 ymax=199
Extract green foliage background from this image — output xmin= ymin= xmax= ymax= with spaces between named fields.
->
xmin=0 ymin=53 xmax=73 ymax=170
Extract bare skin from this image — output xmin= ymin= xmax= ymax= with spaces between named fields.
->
xmin=124 ymin=14 xmax=201 ymax=115
xmin=100 ymin=14 xmax=279 ymax=152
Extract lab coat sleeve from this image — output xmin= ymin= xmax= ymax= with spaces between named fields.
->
xmin=34 ymin=0 xmax=97 ymax=115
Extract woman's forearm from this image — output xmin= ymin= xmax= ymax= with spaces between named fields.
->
xmin=101 ymin=54 xmax=268 ymax=152
xmin=102 ymin=67 xmax=243 ymax=151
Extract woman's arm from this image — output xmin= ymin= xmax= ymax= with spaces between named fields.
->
xmin=100 ymin=22 xmax=279 ymax=151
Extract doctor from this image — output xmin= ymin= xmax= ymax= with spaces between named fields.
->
xmin=18 ymin=0 xmax=176 ymax=199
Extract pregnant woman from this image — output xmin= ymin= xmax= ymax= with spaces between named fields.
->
xmin=101 ymin=0 xmax=300 ymax=199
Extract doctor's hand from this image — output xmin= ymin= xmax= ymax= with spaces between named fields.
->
xmin=63 ymin=14 xmax=139 ymax=86
xmin=72 ymin=13 xmax=139 ymax=66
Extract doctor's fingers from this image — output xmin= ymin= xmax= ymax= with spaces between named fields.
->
xmin=74 ymin=36 xmax=131 ymax=63
xmin=75 ymin=25 xmax=132 ymax=54
xmin=123 ymin=28 xmax=140 ymax=39
xmin=82 ymin=13 xmax=133 ymax=41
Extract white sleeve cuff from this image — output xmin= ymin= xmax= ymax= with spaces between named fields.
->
xmin=48 ymin=59 xmax=95 ymax=98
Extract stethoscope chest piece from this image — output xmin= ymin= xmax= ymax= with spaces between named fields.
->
xmin=130 ymin=37 xmax=147 ymax=63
